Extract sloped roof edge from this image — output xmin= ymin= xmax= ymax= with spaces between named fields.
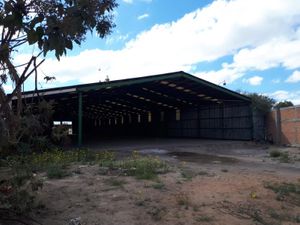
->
xmin=17 ymin=71 xmax=250 ymax=102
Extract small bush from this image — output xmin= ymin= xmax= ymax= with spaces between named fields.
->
xmin=0 ymin=168 xmax=43 ymax=215
xmin=46 ymin=164 xmax=69 ymax=179
xmin=104 ymin=177 xmax=126 ymax=187
xmin=195 ymin=215 xmax=214 ymax=222
xmin=269 ymin=150 xmax=291 ymax=163
xmin=117 ymin=153 xmax=168 ymax=180
xmin=175 ymin=192 xmax=190 ymax=209
xmin=264 ymin=182 xmax=300 ymax=205
xmin=279 ymin=152 xmax=290 ymax=163
xmin=147 ymin=206 xmax=166 ymax=221
xmin=152 ymin=182 xmax=165 ymax=190
xmin=181 ymin=169 xmax=196 ymax=180
xmin=98 ymin=151 xmax=115 ymax=167
xmin=270 ymin=150 xmax=281 ymax=158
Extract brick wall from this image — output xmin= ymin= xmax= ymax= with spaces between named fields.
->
xmin=266 ymin=105 xmax=300 ymax=146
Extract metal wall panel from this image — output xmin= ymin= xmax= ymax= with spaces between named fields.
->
xmin=166 ymin=103 xmax=252 ymax=140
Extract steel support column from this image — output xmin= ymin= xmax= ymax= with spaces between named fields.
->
xmin=78 ymin=92 xmax=83 ymax=147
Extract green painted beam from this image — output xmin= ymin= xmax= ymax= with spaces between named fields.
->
xmin=77 ymin=72 xmax=184 ymax=92
xmin=77 ymin=71 xmax=250 ymax=102
xmin=78 ymin=91 xmax=83 ymax=147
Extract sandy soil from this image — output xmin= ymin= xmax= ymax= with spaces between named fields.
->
xmin=31 ymin=141 xmax=300 ymax=225
xmin=2 ymin=140 xmax=300 ymax=225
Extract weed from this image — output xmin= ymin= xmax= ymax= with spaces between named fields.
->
xmin=265 ymin=182 xmax=300 ymax=196
xmin=198 ymin=171 xmax=209 ymax=176
xmin=98 ymin=151 xmax=115 ymax=168
xmin=264 ymin=182 xmax=300 ymax=205
xmin=181 ymin=169 xmax=197 ymax=181
xmin=135 ymin=200 xmax=146 ymax=206
xmin=73 ymin=167 xmax=82 ymax=174
xmin=0 ymin=169 xmax=43 ymax=215
xmin=270 ymin=150 xmax=281 ymax=158
xmin=192 ymin=205 xmax=200 ymax=212
xmin=152 ymin=182 xmax=165 ymax=190
xmin=6 ymin=149 xmax=116 ymax=174
xmin=175 ymin=192 xmax=190 ymax=209
xmin=251 ymin=211 xmax=275 ymax=225
xmin=46 ymin=164 xmax=69 ymax=179
xmin=147 ymin=206 xmax=166 ymax=221
xmin=104 ymin=177 xmax=126 ymax=187
xmin=268 ymin=208 xmax=300 ymax=222
xmin=117 ymin=153 xmax=168 ymax=180
xmin=279 ymin=152 xmax=290 ymax=163
xmin=195 ymin=215 xmax=214 ymax=222
xmin=269 ymin=150 xmax=291 ymax=163
xmin=87 ymin=181 xmax=94 ymax=186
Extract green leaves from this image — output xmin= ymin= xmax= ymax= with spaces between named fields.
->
xmin=246 ymin=93 xmax=275 ymax=114
xmin=27 ymin=29 xmax=38 ymax=45
xmin=65 ymin=39 xmax=73 ymax=50
xmin=1 ymin=0 xmax=118 ymax=60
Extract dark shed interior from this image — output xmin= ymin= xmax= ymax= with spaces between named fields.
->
xmin=16 ymin=71 xmax=253 ymax=145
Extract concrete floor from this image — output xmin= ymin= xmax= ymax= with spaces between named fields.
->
xmin=84 ymin=137 xmax=300 ymax=176
xmin=84 ymin=137 xmax=264 ymax=156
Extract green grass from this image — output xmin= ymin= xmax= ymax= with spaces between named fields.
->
xmin=180 ymin=169 xmax=199 ymax=181
xmin=46 ymin=164 xmax=69 ymax=179
xmin=265 ymin=182 xmax=300 ymax=196
xmin=195 ymin=215 xmax=214 ymax=222
xmin=264 ymin=182 xmax=300 ymax=205
xmin=269 ymin=150 xmax=291 ymax=163
xmin=116 ymin=154 xmax=168 ymax=180
xmin=5 ymin=149 xmax=115 ymax=172
xmin=269 ymin=209 xmax=300 ymax=223
xmin=151 ymin=182 xmax=165 ymax=190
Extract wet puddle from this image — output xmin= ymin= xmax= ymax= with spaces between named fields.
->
xmin=167 ymin=151 xmax=238 ymax=164
xmin=138 ymin=149 xmax=238 ymax=164
xmin=139 ymin=149 xmax=169 ymax=155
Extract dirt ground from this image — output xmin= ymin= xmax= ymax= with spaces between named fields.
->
xmin=8 ymin=139 xmax=300 ymax=225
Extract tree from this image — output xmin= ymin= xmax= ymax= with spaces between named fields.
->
xmin=245 ymin=93 xmax=275 ymax=114
xmin=274 ymin=100 xmax=293 ymax=109
xmin=0 ymin=0 xmax=117 ymax=149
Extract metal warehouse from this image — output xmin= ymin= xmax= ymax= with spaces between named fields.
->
xmin=17 ymin=71 xmax=253 ymax=146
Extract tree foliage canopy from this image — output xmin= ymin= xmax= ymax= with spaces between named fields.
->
xmin=0 ymin=0 xmax=117 ymax=108
xmin=0 ymin=0 xmax=117 ymax=59
xmin=274 ymin=100 xmax=293 ymax=109
xmin=0 ymin=0 xmax=117 ymax=151
xmin=245 ymin=93 xmax=276 ymax=114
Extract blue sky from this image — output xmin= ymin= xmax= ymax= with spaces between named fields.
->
xmin=9 ymin=0 xmax=300 ymax=104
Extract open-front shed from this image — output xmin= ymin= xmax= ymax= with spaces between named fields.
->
xmin=16 ymin=71 xmax=252 ymax=146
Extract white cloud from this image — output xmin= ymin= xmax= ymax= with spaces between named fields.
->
xmin=122 ymin=0 xmax=133 ymax=4
xmin=269 ymin=90 xmax=300 ymax=105
xmin=195 ymin=67 xmax=243 ymax=85
xmin=229 ymin=39 xmax=300 ymax=71
xmin=1 ymin=84 xmax=13 ymax=93
xmin=12 ymin=0 xmax=300 ymax=87
xmin=105 ymin=33 xmax=129 ymax=45
xmin=122 ymin=0 xmax=152 ymax=3
xmin=285 ymin=70 xmax=300 ymax=83
xmin=243 ymin=76 xmax=263 ymax=86
xmin=137 ymin=13 xmax=149 ymax=20
xmin=272 ymin=79 xmax=281 ymax=84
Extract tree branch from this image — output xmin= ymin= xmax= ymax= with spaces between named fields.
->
xmin=0 ymin=57 xmax=45 ymax=113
